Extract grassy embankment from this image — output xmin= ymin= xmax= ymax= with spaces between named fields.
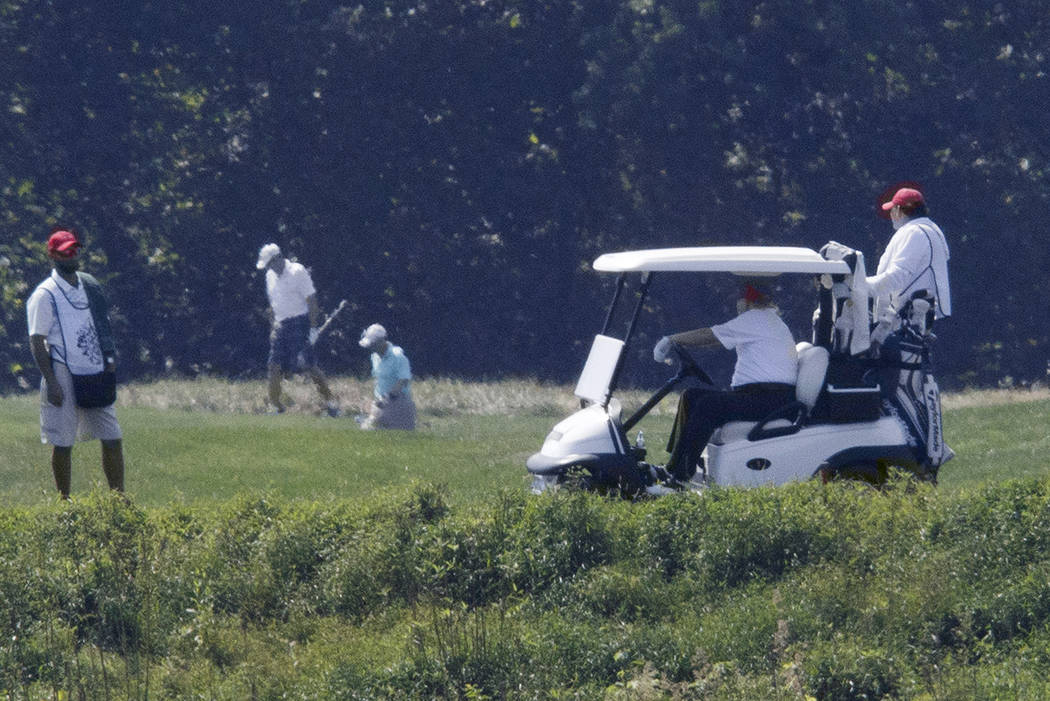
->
xmin=0 ymin=378 xmax=1049 ymax=699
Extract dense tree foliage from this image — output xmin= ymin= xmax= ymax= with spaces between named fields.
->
xmin=1 ymin=1 xmax=1047 ymax=389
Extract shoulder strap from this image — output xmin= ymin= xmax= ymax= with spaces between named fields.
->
xmin=39 ymin=286 xmax=68 ymax=363
xmin=77 ymin=273 xmax=116 ymax=357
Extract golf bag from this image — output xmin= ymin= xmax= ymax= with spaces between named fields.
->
xmin=874 ymin=293 xmax=954 ymax=477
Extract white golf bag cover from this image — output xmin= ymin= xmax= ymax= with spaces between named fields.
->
xmin=819 ymin=241 xmax=871 ymax=356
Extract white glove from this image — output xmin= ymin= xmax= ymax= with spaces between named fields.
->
xmin=653 ymin=336 xmax=672 ymax=363
xmin=308 ymin=327 xmax=320 ymax=345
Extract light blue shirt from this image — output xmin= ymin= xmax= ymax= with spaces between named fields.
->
xmin=371 ymin=344 xmax=412 ymax=400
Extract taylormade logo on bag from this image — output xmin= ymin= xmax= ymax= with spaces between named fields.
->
xmin=925 ymin=382 xmax=942 ymax=456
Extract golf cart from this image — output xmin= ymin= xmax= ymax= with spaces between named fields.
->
xmin=526 ymin=243 xmax=953 ymax=495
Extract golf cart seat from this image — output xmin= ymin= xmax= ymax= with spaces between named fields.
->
xmin=711 ymin=342 xmax=830 ymax=444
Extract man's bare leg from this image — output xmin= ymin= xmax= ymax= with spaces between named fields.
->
xmin=268 ymin=364 xmax=286 ymax=411
xmin=101 ymin=439 xmax=125 ymax=492
xmin=308 ymin=367 xmax=334 ymax=403
xmin=52 ymin=445 xmax=72 ymax=500
xmin=307 ymin=367 xmax=340 ymax=416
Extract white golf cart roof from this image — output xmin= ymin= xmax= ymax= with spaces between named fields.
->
xmin=592 ymin=246 xmax=850 ymax=275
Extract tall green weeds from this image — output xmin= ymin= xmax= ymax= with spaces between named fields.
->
xmin=5 ymin=478 xmax=1050 ymax=698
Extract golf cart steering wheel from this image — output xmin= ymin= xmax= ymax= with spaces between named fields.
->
xmin=670 ymin=341 xmax=715 ymax=386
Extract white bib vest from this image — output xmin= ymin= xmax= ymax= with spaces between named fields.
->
xmin=39 ymin=276 xmax=106 ymax=375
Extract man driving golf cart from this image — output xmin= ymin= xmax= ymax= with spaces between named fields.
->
xmin=656 ymin=281 xmax=798 ymax=482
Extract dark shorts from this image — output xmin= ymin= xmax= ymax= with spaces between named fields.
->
xmin=666 ymin=385 xmax=796 ymax=480
xmin=268 ymin=314 xmax=315 ymax=372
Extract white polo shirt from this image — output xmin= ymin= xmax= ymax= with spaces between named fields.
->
xmin=265 ymin=261 xmax=316 ymax=322
xmin=712 ymin=308 xmax=798 ymax=388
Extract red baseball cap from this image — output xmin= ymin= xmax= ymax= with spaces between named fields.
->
xmin=881 ymin=187 xmax=925 ymax=211
xmin=876 ymin=181 xmax=924 ymax=218
xmin=47 ymin=230 xmax=81 ymax=258
xmin=742 ymin=282 xmax=771 ymax=304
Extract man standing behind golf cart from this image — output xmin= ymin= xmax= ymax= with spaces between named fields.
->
xmin=358 ymin=323 xmax=416 ymax=430
xmin=257 ymin=243 xmax=340 ymax=416
xmin=867 ymin=187 xmax=951 ymax=326
xmin=654 ymin=282 xmax=797 ymax=482
xmin=866 ymin=186 xmax=954 ymax=477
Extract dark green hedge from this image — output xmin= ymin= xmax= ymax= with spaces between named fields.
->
xmin=4 ymin=479 xmax=1050 ymax=697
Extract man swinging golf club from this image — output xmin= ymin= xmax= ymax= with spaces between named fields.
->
xmin=257 ymin=243 xmax=340 ymax=416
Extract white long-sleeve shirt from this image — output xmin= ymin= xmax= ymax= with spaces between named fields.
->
xmin=866 ymin=216 xmax=951 ymax=320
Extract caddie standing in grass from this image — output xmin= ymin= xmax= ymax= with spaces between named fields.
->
xmin=257 ymin=243 xmax=340 ymax=416
xmin=27 ymin=227 xmax=125 ymax=500
xmin=357 ymin=323 xmax=416 ymax=430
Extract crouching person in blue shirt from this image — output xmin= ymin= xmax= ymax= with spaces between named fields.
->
xmin=358 ymin=324 xmax=416 ymax=430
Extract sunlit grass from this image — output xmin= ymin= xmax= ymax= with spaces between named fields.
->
xmin=2 ymin=377 xmax=1049 ymax=507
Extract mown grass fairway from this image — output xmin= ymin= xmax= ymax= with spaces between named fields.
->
xmin=2 ymin=380 xmax=1049 ymax=505
xmin=940 ymin=395 xmax=1050 ymax=483
xmin=0 ymin=396 xmax=551 ymax=507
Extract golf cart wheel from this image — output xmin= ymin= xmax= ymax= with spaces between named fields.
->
xmin=561 ymin=465 xmax=647 ymax=499
xmin=821 ymin=460 xmax=888 ymax=487
xmin=562 ymin=469 xmax=594 ymax=492
xmin=884 ymin=463 xmax=938 ymax=488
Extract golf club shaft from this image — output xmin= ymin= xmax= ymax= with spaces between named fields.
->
xmin=315 ymin=299 xmax=348 ymax=339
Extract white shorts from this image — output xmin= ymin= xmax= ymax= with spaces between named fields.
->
xmin=40 ymin=362 xmax=123 ymax=447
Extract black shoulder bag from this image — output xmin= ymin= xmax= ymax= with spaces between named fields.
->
xmin=70 ymin=273 xmax=117 ymax=408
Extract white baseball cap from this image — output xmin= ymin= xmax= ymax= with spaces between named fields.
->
xmin=359 ymin=323 xmax=388 ymax=348
xmin=256 ymin=243 xmax=281 ymax=269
